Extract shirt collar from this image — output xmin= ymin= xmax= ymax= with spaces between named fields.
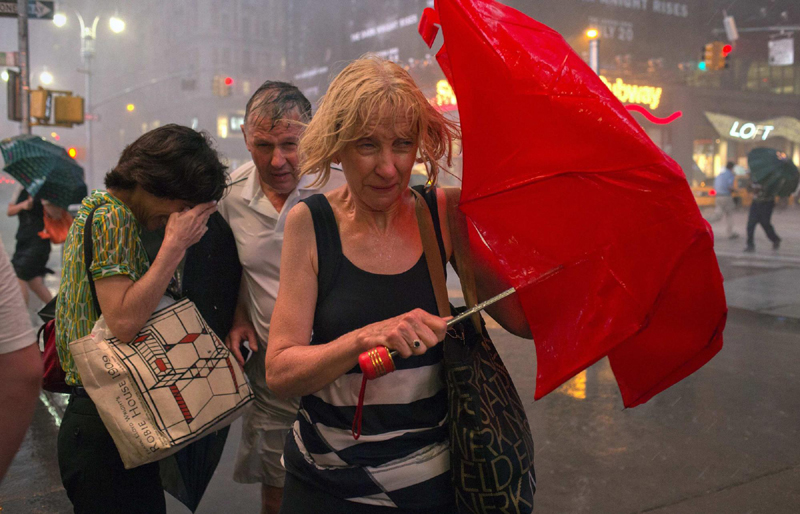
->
xmin=239 ymin=167 xmax=324 ymax=220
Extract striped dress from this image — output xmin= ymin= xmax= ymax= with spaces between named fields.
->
xmin=283 ymin=190 xmax=454 ymax=509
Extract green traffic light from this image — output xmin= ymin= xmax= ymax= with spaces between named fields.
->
xmin=698 ymin=62 xmax=707 ymax=71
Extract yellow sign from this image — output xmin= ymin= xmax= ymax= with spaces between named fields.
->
xmin=600 ymin=76 xmax=662 ymax=110
xmin=432 ymin=79 xmax=457 ymax=108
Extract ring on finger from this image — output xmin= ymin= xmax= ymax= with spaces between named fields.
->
xmin=413 ymin=340 xmax=422 ymax=349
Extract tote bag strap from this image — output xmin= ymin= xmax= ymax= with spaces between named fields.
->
xmin=83 ymin=206 xmax=102 ymax=315
xmin=410 ymin=189 xmax=450 ymax=318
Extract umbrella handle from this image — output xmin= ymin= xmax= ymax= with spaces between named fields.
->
xmin=357 ymin=287 xmax=516 ymax=379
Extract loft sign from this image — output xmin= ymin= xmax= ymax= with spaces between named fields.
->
xmin=729 ymin=121 xmax=774 ymax=141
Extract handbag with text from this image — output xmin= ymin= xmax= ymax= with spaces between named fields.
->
xmin=70 ymin=298 xmax=253 ymax=469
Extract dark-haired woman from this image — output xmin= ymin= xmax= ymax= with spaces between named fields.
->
xmin=6 ymin=187 xmax=53 ymax=305
xmin=55 ymin=124 xmax=228 ymax=514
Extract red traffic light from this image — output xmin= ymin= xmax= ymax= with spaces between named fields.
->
xmin=224 ymin=77 xmax=233 ymax=86
xmin=722 ymin=44 xmax=732 ymax=56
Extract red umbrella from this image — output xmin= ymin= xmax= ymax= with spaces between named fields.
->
xmin=418 ymin=0 xmax=726 ymax=407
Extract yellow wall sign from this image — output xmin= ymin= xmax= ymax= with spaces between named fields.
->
xmin=431 ymin=79 xmax=457 ymax=108
xmin=600 ymin=76 xmax=663 ymax=110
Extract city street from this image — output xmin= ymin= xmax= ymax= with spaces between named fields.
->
xmin=2 ymin=0 xmax=800 ymax=512
xmin=0 ymin=197 xmax=798 ymax=513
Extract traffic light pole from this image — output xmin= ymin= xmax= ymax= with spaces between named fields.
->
xmin=17 ymin=0 xmax=30 ymax=135
xmin=84 ymin=51 xmax=93 ymax=187
xmin=78 ymin=14 xmax=99 ymax=189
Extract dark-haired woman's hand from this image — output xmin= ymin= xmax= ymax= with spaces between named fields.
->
xmin=162 ymin=201 xmax=217 ymax=258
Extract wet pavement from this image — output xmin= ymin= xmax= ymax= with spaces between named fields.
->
xmin=1 ymin=191 xmax=799 ymax=513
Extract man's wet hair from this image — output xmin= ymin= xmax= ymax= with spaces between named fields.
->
xmin=244 ymin=81 xmax=312 ymax=128
xmin=105 ymin=124 xmax=228 ymax=203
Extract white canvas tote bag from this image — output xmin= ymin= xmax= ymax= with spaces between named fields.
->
xmin=70 ymin=298 xmax=253 ymax=469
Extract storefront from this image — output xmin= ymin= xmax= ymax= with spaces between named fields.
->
xmin=666 ymin=87 xmax=800 ymax=183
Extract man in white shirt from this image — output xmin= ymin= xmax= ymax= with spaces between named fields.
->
xmin=0 ymin=239 xmax=42 ymax=482
xmin=219 ymin=81 xmax=343 ymax=514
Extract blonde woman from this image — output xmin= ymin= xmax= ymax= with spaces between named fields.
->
xmin=266 ymin=56 xmax=531 ymax=513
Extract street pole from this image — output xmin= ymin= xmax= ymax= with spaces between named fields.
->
xmin=589 ymin=38 xmax=599 ymax=74
xmin=84 ymin=51 xmax=92 ymax=187
xmin=17 ymin=0 xmax=30 ymax=135
xmin=77 ymin=14 xmax=98 ymax=188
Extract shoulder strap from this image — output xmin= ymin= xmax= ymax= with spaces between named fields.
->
xmin=412 ymin=185 xmax=447 ymax=270
xmin=84 ymin=206 xmax=102 ymax=315
xmin=411 ymin=189 xmax=450 ymax=318
xmin=300 ymin=194 xmax=342 ymax=306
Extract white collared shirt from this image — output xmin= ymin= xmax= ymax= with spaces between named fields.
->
xmin=219 ymin=161 xmax=345 ymax=345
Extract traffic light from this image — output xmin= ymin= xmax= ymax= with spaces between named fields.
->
xmin=702 ymin=41 xmax=728 ymax=71
xmin=67 ymin=146 xmax=85 ymax=160
xmin=722 ymin=44 xmax=733 ymax=69
xmin=30 ymin=88 xmax=52 ymax=121
xmin=702 ymin=43 xmax=714 ymax=70
xmin=212 ymin=75 xmax=233 ymax=97
xmin=54 ymin=94 xmax=85 ymax=125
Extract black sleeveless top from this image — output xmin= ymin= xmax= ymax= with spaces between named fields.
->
xmin=15 ymin=189 xmax=45 ymax=241
xmin=282 ymin=187 xmax=455 ymax=509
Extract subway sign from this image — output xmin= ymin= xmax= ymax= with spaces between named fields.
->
xmin=600 ymin=76 xmax=663 ymax=110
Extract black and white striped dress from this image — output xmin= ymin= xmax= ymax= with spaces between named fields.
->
xmin=283 ymin=190 xmax=454 ymax=510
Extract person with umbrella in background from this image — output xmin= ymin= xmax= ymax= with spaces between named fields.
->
xmin=1 ymin=135 xmax=89 ymax=304
xmin=6 ymin=185 xmax=54 ymax=305
xmin=744 ymin=148 xmax=800 ymax=253
xmin=745 ymin=181 xmax=781 ymax=252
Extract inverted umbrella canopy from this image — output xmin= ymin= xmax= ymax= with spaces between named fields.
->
xmin=420 ymin=0 xmax=726 ymax=407
xmin=0 ymin=135 xmax=87 ymax=210
xmin=747 ymin=147 xmax=799 ymax=197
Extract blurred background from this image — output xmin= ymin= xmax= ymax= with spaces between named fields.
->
xmin=2 ymin=2 xmax=800 ymax=512
xmin=1 ymin=0 xmax=799 ymax=192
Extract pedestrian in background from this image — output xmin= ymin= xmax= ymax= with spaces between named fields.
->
xmin=219 ymin=81 xmax=344 ymax=514
xmin=709 ymin=161 xmax=739 ymax=240
xmin=6 ymin=186 xmax=53 ymax=305
xmin=0 ymin=239 xmax=42 ymax=483
xmin=745 ymin=181 xmax=781 ymax=253
xmin=55 ymin=125 xmax=227 ymax=514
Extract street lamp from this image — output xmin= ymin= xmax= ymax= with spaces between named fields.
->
xmin=53 ymin=12 xmax=67 ymax=27
xmin=54 ymin=7 xmax=125 ymax=188
xmin=586 ymin=28 xmax=600 ymax=74
xmin=109 ymin=16 xmax=125 ymax=34
xmin=40 ymin=69 xmax=54 ymax=85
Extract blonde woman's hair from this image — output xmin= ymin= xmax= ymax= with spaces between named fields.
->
xmin=300 ymin=55 xmax=461 ymax=187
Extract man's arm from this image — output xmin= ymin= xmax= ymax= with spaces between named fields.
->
xmin=0 ymin=343 xmax=42 ymax=483
xmin=225 ymin=276 xmax=257 ymax=367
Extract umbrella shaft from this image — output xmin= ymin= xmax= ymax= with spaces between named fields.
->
xmin=388 ymin=286 xmax=517 ymax=359
xmin=447 ymin=287 xmax=516 ymax=327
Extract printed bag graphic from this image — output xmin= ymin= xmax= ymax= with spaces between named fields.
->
xmin=70 ymin=298 xmax=253 ymax=469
